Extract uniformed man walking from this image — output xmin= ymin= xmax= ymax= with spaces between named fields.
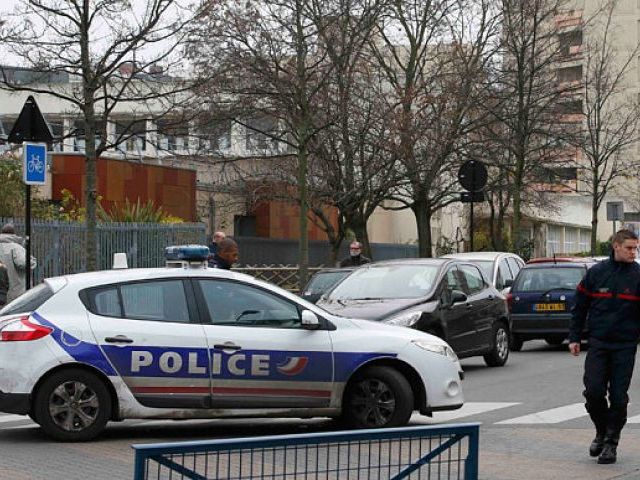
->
xmin=569 ymin=229 xmax=640 ymax=464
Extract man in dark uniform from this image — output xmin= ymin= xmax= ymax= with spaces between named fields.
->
xmin=569 ymin=229 xmax=640 ymax=464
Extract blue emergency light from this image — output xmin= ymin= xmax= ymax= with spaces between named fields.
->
xmin=164 ymin=245 xmax=210 ymax=262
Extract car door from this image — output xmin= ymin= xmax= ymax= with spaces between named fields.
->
xmin=85 ymin=278 xmax=211 ymax=409
xmin=194 ymin=278 xmax=335 ymax=408
xmin=438 ymin=266 xmax=475 ymax=354
xmin=459 ymin=264 xmax=496 ymax=349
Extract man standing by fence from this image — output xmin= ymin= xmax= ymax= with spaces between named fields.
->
xmin=0 ymin=224 xmax=37 ymax=303
xmin=210 ymin=238 xmax=239 ymax=270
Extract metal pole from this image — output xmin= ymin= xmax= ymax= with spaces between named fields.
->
xmin=470 ymin=198 xmax=474 ymax=252
xmin=25 ymin=184 xmax=31 ymax=290
xmin=613 ymin=220 xmax=616 ymax=237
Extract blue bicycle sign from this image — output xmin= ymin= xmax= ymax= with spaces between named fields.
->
xmin=23 ymin=143 xmax=47 ymax=185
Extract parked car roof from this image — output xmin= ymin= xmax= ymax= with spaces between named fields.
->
xmin=442 ymin=251 xmax=521 ymax=261
xmin=526 ymin=257 xmax=596 ymax=264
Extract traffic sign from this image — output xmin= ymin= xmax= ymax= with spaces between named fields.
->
xmin=23 ymin=143 xmax=47 ymax=185
xmin=606 ymin=201 xmax=624 ymax=221
xmin=458 ymin=160 xmax=488 ymax=192
xmin=8 ymin=95 xmax=53 ymax=144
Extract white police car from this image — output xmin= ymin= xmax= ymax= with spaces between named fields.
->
xmin=0 ymin=246 xmax=464 ymax=441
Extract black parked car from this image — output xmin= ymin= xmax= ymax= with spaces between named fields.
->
xmin=301 ymin=268 xmax=354 ymax=303
xmin=317 ymin=258 xmax=511 ymax=367
xmin=508 ymin=259 xmax=594 ymax=351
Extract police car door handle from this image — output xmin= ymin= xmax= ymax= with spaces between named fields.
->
xmin=214 ymin=343 xmax=241 ymax=350
xmin=105 ymin=335 xmax=134 ymax=344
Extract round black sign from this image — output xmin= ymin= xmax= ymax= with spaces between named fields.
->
xmin=458 ymin=160 xmax=488 ymax=192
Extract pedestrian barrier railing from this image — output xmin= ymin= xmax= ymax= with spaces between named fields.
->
xmin=132 ymin=422 xmax=480 ymax=480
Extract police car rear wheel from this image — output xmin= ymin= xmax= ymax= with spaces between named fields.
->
xmin=343 ymin=366 xmax=413 ymax=429
xmin=34 ymin=369 xmax=111 ymax=441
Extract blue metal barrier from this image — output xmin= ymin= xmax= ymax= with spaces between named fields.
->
xmin=132 ymin=422 xmax=480 ymax=480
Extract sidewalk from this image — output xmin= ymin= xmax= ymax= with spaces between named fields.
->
xmin=479 ymin=427 xmax=640 ymax=480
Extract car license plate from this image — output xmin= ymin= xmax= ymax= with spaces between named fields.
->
xmin=534 ymin=303 xmax=565 ymax=312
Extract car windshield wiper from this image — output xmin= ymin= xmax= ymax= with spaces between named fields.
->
xmin=539 ymin=287 xmax=574 ymax=297
xmin=350 ymin=297 xmax=385 ymax=301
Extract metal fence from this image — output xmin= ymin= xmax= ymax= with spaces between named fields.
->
xmin=0 ymin=218 xmax=206 ymax=283
xmin=132 ymin=423 xmax=480 ymax=480
xmin=233 ymin=266 xmax=326 ymax=292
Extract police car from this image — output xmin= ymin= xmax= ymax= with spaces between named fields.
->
xmin=0 ymin=246 xmax=464 ymax=441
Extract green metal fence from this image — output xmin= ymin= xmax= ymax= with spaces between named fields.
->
xmin=0 ymin=218 xmax=206 ymax=282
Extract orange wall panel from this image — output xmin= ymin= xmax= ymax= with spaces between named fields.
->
xmin=51 ymin=154 xmax=197 ymax=221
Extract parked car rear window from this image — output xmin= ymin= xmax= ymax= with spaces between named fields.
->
xmin=328 ymin=264 xmax=440 ymax=299
xmin=0 ymin=283 xmax=54 ymax=316
xmin=512 ymin=267 xmax=586 ymax=292
xmin=472 ymin=261 xmax=494 ymax=282
xmin=305 ymin=271 xmax=351 ymax=295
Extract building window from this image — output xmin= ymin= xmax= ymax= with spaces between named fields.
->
xmin=157 ymin=119 xmax=189 ymax=152
xmin=556 ymin=100 xmax=583 ymax=114
xmin=114 ymin=119 xmax=147 ymax=153
xmin=558 ymin=30 xmax=582 ymax=56
xmin=547 ymin=225 xmax=562 ymax=256
xmin=557 ymin=65 xmax=582 ymax=83
xmin=245 ymin=116 xmax=279 ymax=153
xmin=73 ymin=119 xmax=106 ymax=152
xmin=564 ymin=227 xmax=579 ymax=253
xmin=579 ymin=229 xmax=590 ymax=252
xmin=196 ymin=118 xmax=231 ymax=153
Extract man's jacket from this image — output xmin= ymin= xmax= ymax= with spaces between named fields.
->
xmin=0 ymin=234 xmax=36 ymax=304
xmin=569 ymin=254 xmax=640 ymax=344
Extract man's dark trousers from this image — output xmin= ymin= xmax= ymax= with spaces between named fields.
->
xmin=583 ymin=339 xmax=637 ymax=441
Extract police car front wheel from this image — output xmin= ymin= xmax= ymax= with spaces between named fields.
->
xmin=342 ymin=366 xmax=414 ymax=429
xmin=33 ymin=369 xmax=112 ymax=442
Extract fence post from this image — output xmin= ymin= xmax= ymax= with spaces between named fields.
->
xmin=464 ymin=424 xmax=480 ymax=480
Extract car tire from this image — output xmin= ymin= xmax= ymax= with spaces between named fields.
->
xmin=484 ymin=323 xmax=510 ymax=367
xmin=342 ymin=366 xmax=414 ymax=429
xmin=510 ymin=333 xmax=524 ymax=352
xmin=34 ymin=369 xmax=111 ymax=442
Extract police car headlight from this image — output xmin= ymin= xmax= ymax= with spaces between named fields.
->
xmin=383 ymin=310 xmax=422 ymax=327
xmin=412 ymin=340 xmax=458 ymax=361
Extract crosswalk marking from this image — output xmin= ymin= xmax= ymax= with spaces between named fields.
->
xmin=627 ymin=414 xmax=640 ymax=423
xmin=412 ymin=402 xmax=520 ymax=424
xmin=496 ymin=402 xmax=587 ymax=424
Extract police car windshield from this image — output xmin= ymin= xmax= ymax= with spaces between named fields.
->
xmin=327 ymin=264 xmax=439 ymax=300
xmin=0 ymin=283 xmax=54 ymax=316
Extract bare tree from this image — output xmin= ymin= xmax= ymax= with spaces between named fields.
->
xmin=574 ymin=0 xmax=640 ymax=254
xmin=0 ymin=0 xmax=203 ymax=270
xmin=485 ymin=0 xmax=580 ymax=252
xmin=372 ymin=0 xmax=499 ymax=257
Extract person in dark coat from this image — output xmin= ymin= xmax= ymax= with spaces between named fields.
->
xmin=569 ymin=229 xmax=640 ymax=464
xmin=207 ymin=231 xmax=226 ymax=267
xmin=339 ymin=241 xmax=371 ymax=267
xmin=210 ymin=237 xmax=239 ymax=270
xmin=0 ymin=260 xmax=8 ymax=309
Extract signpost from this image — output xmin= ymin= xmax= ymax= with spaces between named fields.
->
xmin=606 ymin=201 xmax=624 ymax=237
xmin=458 ymin=160 xmax=488 ymax=251
xmin=7 ymin=96 xmax=53 ymax=290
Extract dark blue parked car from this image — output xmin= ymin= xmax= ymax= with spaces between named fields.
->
xmin=508 ymin=258 xmax=595 ymax=351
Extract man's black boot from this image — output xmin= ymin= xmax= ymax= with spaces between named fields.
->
xmin=589 ymin=434 xmax=605 ymax=457
xmin=597 ymin=443 xmax=617 ymax=464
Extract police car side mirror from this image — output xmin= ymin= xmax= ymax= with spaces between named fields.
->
xmin=301 ymin=310 xmax=320 ymax=329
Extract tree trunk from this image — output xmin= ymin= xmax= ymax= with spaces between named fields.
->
xmin=591 ymin=200 xmax=599 ymax=256
xmin=80 ymin=3 xmax=97 ymax=271
xmin=298 ymin=144 xmax=309 ymax=289
xmin=413 ymin=200 xmax=433 ymax=258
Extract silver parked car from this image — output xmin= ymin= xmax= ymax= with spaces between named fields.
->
xmin=441 ymin=252 xmax=525 ymax=294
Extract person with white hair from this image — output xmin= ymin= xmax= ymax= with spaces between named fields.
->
xmin=0 ymin=224 xmax=37 ymax=304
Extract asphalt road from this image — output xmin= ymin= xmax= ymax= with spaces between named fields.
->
xmin=1 ymin=340 xmax=640 ymax=480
